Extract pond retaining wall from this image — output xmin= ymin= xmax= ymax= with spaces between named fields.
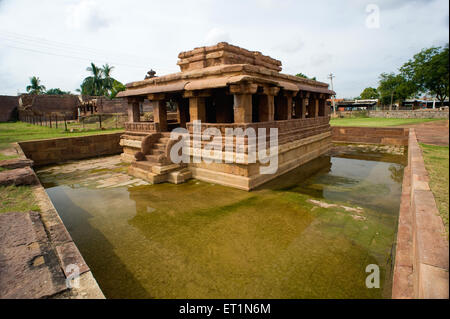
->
xmin=331 ymin=126 xmax=409 ymax=146
xmin=392 ymin=129 xmax=449 ymax=299
xmin=18 ymin=132 xmax=123 ymax=166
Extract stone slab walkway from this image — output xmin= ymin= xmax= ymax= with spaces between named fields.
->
xmin=397 ymin=120 xmax=449 ymax=146
xmin=0 ymin=211 xmax=68 ymax=298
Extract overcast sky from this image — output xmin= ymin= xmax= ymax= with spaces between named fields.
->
xmin=0 ymin=0 xmax=448 ymax=98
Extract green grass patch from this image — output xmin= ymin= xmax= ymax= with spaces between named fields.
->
xmin=0 ymin=154 xmax=18 ymax=161
xmin=0 ymin=121 xmax=124 ymax=150
xmin=0 ymin=185 xmax=40 ymax=213
xmin=420 ymin=143 xmax=449 ymax=235
xmin=330 ymin=118 xmax=439 ymax=127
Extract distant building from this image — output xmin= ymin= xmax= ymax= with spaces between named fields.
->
xmin=330 ymin=99 xmax=379 ymax=111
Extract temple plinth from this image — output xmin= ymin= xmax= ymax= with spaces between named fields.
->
xmin=117 ymin=42 xmax=335 ymax=190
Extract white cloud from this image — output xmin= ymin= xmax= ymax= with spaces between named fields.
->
xmin=0 ymin=0 xmax=448 ymax=98
xmin=204 ymin=28 xmax=232 ymax=45
xmin=66 ymin=0 xmax=109 ymax=31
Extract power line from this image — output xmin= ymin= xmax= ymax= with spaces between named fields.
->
xmin=0 ymin=29 xmax=179 ymax=74
xmin=1 ymin=43 xmax=147 ymax=69
xmin=0 ymin=29 xmax=149 ymax=63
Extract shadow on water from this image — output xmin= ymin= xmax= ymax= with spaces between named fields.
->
xmin=45 ymin=186 xmax=150 ymax=298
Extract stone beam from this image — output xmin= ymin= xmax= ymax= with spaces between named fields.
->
xmin=147 ymin=93 xmax=166 ymax=101
xmin=229 ymin=83 xmax=258 ymax=95
xmin=183 ymin=90 xmax=212 ymax=98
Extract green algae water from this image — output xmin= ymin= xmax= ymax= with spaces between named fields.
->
xmin=37 ymin=145 xmax=406 ymax=299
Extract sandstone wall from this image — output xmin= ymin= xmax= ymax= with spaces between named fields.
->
xmin=333 ymin=109 xmax=449 ymax=119
xmin=0 ymin=95 xmax=19 ymax=122
xmin=18 ymin=94 xmax=79 ymax=120
xmin=392 ymin=129 xmax=449 ymax=299
xmin=332 ymin=126 xmax=409 ymax=146
xmin=18 ymin=132 xmax=123 ymax=166
xmin=368 ymin=110 xmax=449 ymax=119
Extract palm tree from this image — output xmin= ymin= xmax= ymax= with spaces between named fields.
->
xmin=102 ymin=64 xmax=115 ymax=94
xmin=84 ymin=62 xmax=104 ymax=96
xmin=78 ymin=62 xmax=124 ymax=98
xmin=26 ymin=76 xmax=46 ymax=94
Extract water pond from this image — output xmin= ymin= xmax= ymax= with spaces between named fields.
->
xmin=37 ymin=144 xmax=406 ymax=298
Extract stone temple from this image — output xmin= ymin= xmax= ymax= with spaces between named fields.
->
xmin=117 ymin=42 xmax=335 ymax=190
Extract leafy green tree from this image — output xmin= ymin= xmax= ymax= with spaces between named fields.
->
xmin=359 ymin=87 xmax=379 ymax=99
xmin=26 ymin=76 xmax=46 ymax=94
xmin=400 ymin=44 xmax=449 ymax=105
xmin=80 ymin=62 xmax=105 ymax=96
xmin=295 ymin=73 xmax=317 ymax=81
xmin=78 ymin=62 xmax=124 ymax=98
xmin=45 ymin=88 xmax=70 ymax=95
xmin=109 ymin=80 xmax=126 ymax=99
xmin=377 ymin=73 xmax=416 ymax=108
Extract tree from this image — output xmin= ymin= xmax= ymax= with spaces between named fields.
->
xmin=46 ymin=88 xmax=70 ymax=95
xmin=109 ymin=80 xmax=126 ymax=99
xmin=295 ymin=73 xmax=317 ymax=81
xmin=359 ymin=87 xmax=379 ymax=100
xmin=78 ymin=62 xmax=124 ymax=98
xmin=80 ymin=62 xmax=105 ymax=96
xmin=102 ymin=63 xmax=115 ymax=95
xmin=377 ymin=73 xmax=416 ymax=108
xmin=26 ymin=76 xmax=46 ymax=94
xmin=400 ymin=44 xmax=449 ymax=105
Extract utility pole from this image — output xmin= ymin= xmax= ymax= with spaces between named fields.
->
xmin=328 ymin=73 xmax=336 ymax=115
xmin=390 ymin=91 xmax=394 ymax=111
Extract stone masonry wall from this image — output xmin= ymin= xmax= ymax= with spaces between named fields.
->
xmin=333 ymin=109 xmax=449 ymax=119
xmin=332 ymin=126 xmax=409 ymax=146
xmin=368 ymin=110 xmax=449 ymax=119
xmin=0 ymin=95 xmax=19 ymax=122
xmin=18 ymin=132 xmax=123 ymax=166
xmin=392 ymin=129 xmax=449 ymax=299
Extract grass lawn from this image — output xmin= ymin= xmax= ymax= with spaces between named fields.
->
xmin=0 ymin=121 xmax=123 ymax=214
xmin=0 ymin=121 xmax=124 ymax=151
xmin=420 ymin=143 xmax=449 ymax=236
xmin=330 ymin=117 xmax=439 ymax=127
xmin=0 ymin=185 xmax=40 ymax=213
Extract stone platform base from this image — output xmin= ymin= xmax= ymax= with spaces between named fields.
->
xmin=122 ymin=130 xmax=331 ymax=191
xmin=190 ymin=132 xmax=332 ymax=190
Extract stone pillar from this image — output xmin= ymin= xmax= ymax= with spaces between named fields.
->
xmin=318 ymin=94 xmax=326 ymax=117
xmin=233 ymin=95 xmax=252 ymax=123
xmin=294 ymin=94 xmax=306 ymax=119
xmin=258 ymin=87 xmax=279 ymax=122
xmin=307 ymin=94 xmax=317 ymax=118
xmin=153 ymin=101 xmax=168 ymax=131
xmin=314 ymin=98 xmax=319 ymax=117
xmin=148 ymin=93 xmax=167 ymax=131
xmin=127 ymin=98 xmax=141 ymax=123
xmin=188 ymin=97 xmax=206 ymax=122
xmin=302 ymin=98 xmax=308 ymax=119
xmin=184 ymin=90 xmax=212 ymax=122
xmin=284 ymin=91 xmax=296 ymax=120
xmin=229 ymin=83 xmax=258 ymax=123
xmin=177 ymin=98 xmax=188 ymax=128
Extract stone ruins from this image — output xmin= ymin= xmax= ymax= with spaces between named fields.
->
xmin=117 ymin=42 xmax=335 ymax=190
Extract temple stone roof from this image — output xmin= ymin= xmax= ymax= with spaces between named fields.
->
xmin=118 ymin=43 xmax=335 ymax=98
